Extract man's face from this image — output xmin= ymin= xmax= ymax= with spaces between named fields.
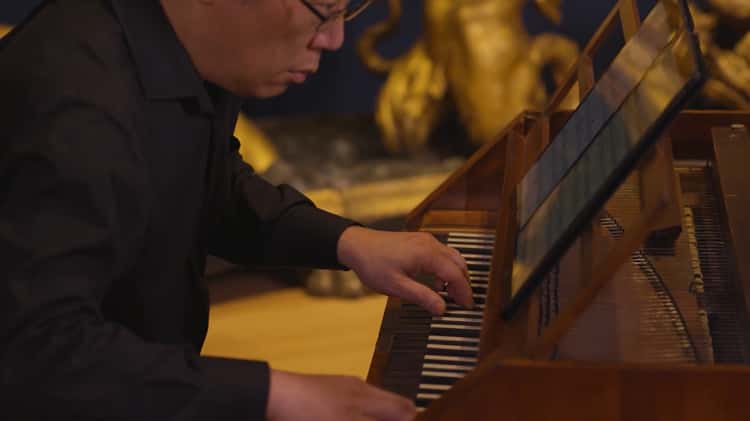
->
xmin=197 ymin=0 xmax=346 ymax=98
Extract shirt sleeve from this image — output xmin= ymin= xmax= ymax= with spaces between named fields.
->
xmin=0 ymin=104 xmax=269 ymax=421
xmin=207 ymin=135 xmax=359 ymax=269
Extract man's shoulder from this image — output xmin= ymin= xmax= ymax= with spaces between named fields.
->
xmin=0 ymin=0 xmax=143 ymax=119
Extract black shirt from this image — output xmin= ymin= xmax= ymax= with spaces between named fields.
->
xmin=0 ymin=0 xmax=355 ymax=419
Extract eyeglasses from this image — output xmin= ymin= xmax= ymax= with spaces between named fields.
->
xmin=299 ymin=0 xmax=376 ymax=32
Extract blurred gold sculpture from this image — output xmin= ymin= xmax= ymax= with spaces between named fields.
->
xmin=1 ymin=23 xmax=11 ymax=38
xmin=233 ymin=112 xmax=279 ymax=174
xmin=357 ymin=0 xmax=579 ymax=154
xmin=690 ymin=1 xmax=750 ymax=108
xmin=702 ymin=0 xmax=750 ymax=19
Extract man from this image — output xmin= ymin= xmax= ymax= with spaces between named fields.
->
xmin=0 ymin=0 xmax=474 ymax=420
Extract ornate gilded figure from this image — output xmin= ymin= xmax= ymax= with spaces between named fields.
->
xmin=357 ymin=0 xmax=579 ymax=154
xmin=702 ymin=0 xmax=750 ymax=19
xmin=690 ymin=1 xmax=750 ymax=108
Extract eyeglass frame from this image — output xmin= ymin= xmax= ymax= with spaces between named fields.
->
xmin=298 ymin=0 xmax=375 ymax=30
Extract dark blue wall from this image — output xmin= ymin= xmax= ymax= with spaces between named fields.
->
xmin=2 ymin=0 xmax=657 ymax=116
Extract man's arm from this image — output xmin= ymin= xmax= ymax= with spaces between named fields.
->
xmin=207 ymin=136 xmax=357 ymax=269
xmin=209 ymin=136 xmax=474 ymax=421
xmin=212 ymin=136 xmax=473 ymax=314
xmin=0 ymin=106 xmax=268 ymax=420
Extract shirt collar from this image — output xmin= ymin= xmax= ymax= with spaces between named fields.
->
xmin=109 ymin=0 xmax=215 ymax=115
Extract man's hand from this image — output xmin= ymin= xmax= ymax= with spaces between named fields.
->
xmin=266 ymin=369 xmax=416 ymax=421
xmin=337 ymin=226 xmax=474 ymax=315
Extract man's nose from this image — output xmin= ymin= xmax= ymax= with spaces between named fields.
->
xmin=311 ymin=18 xmax=345 ymax=51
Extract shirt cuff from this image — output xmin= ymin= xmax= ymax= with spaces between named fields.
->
xmin=197 ymin=356 xmax=270 ymax=421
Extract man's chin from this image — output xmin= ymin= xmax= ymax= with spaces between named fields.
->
xmin=248 ymin=83 xmax=290 ymax=99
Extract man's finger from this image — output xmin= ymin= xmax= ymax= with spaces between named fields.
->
xmin=361 ymin=384 xmax=417 ymax=421
xmin=425 ymin=234 xmax=467 ymax=279
xmin=445 ymin=277 xmax=475 ymax=310
xmin=389 ymin=273 xmax=446 ymax=315
xmin=446 ymin=245 xmax=469 ymax=274
xmin=423 ymin=249 xmax=474 ymax=309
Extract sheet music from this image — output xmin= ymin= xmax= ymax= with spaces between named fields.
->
xmin=517 ymin=1 xmax=675 ymax=231
xmin=505 ymin=0 xmax=705 ymax=316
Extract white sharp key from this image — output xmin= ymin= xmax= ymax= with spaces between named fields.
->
xmin=459 ymin=244 xmax=490 ymax=249
xmin=447 ymin=300 xmax=484 ymax=307
xmin=447 ymin=303 xmax=484 ymax=310
xmin=438 ymin=284 xmax=486 ymax=293
xmin=439 ymin=291 xmax=487 ymax=300
xmin=447 ymin=238 xmax=493 ymax=244
xmin=446 ymin=301 xmax=484 ymax=307
xmin=417 ymin=392 xmax=442 ymax=400
xmin=427 ymin=343 xmax=480 ymax=352
xmin=446 ymin=242 xmax=494 ymax=250
xmin=439 ymin=287 xmax=486 ymax=296
xmin=448 ymin=241 xmax=494 ymax=249
xmin=468 ymin=270 xmax=490 ymax=276
xmin=419 ymin=384 xmax=452 ymax=391
xmin=417 ymin=407 xmax=426 ymax=412
xmin=465 ymin=262 xmax=491 ymax=269
xmin=430 ymin=324 xmax=482 ymax=331
xmin=447 ymin=232 xmax=495 ymax=240
xmin=432 ymin=316 xmax=482 ymax=323
xmin=447 ymin=233 xmax=494 ymax=240
xmin=421 ymin=370 xmax=466 ymax=379
xmin=424 ymin=354 xmax=478 ymax=363
xmin=464 ymin=254 xmax=490 ymax=259
xmin=441 ymin=316 xmax=482 ymax=322
xmin=422 ymin=363 xmax=473 ymax=372
xmin=462 ymin=253 xmax=492 ymax=260
xmin=442 ymin=310 xmax=483 ymax=317
xmin=428 ymin=335 xmax=480 ymax=343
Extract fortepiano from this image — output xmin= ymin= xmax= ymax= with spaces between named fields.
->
xmin=367 ymin=1 xmax=750 ymax=419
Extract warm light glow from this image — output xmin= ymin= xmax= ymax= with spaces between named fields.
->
xmin=0 ymin=24 xmax=11 ymax=39
xmin=234 ymin=113 xmax=278 ymax=174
